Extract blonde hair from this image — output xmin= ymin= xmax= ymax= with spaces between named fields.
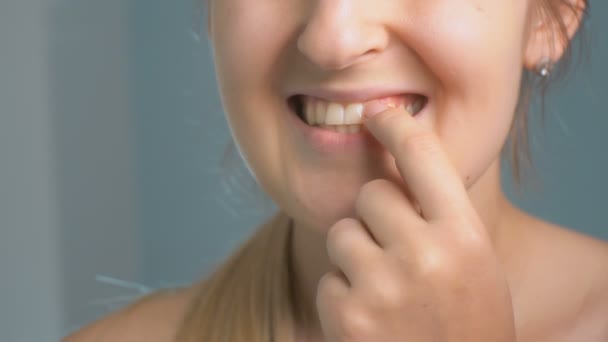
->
xmin=175 ymin=1 xmax=588 ymax=340
xmin=176 ymin=212 xmax=299 ymax=341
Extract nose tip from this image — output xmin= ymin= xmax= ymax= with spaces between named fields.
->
xmin=296 ymin=2 xmax=388 ymax=70
xmin=297 ymin=30 xmax=378 ymax=70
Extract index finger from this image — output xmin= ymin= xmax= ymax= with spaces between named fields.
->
xmin=363 ymin=107 xmax=471 ymax=221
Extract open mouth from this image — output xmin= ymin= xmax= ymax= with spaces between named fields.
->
xmin=287 ymin=94 xmax=427 ymax=133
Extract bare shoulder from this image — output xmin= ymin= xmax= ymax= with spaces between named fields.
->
xmin=521 ymin=215 xmax=608 ymax=341
xmin=536 ymin=219 xmax=608 ymax=283
xmin=560 ymin=227 xmax=608 ymax=341
xmin=62 ymin=286 xmax=197 ymax=342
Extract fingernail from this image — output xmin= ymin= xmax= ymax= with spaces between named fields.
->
xmin=362 ymin=102 xmax=397 ymax=120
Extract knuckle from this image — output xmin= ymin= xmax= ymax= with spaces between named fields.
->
xmin=416 ymin=247 xmax=452 ymax=280
xmin=457 ymin=228 xmax=486 ymax=251
xmin=356 ymin=179 xmax=391 ymax=212
xmin=367 ymin=273 xmax=408 ymax=307
xmin=397 ymin=129 xmax=440 ymax=155
xmin=440 ymin=218 xmax=488 ymax=253
xmin=327 ymin=218 xmax=356 ymax=249
xmin=317 ymin=272 xmax=334 ymax=295
xmin=317 ymin=272 xmax=343 ymax=302
xmin=359 ymin=179 xmax=389 ymax=199
xmin=334 ymin=304 xmax=373 ymax=339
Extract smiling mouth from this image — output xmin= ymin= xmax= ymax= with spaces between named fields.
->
xmin=288 ymin=94 xmax=427 ymax=133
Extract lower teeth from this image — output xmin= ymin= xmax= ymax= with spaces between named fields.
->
xmin=317 ymin=124 xmax=361 ymax=134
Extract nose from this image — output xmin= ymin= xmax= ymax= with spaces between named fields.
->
xmin=297 ymin=0 xmax=390 ymax=71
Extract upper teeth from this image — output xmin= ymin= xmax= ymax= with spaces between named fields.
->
xmin=302 ymin=96 xmax=424 ymax=126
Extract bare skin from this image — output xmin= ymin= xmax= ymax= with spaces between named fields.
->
xmin=61 ymin=133 xmax=608 ymax=342
xmin=286 ymin=133 xmax=608 ymax=342
xmin=63 ymin=207 xmax=608 ymax=341
xmin=293 ymin=213 xmax=608 ymax=342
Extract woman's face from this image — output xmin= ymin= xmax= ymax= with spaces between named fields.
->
xmin=208 ymin=0 xmax=535 ymax=231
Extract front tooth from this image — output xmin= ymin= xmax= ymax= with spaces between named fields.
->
xmin=315 ymin=101 xmax=326 ymax=126
xmin=325 ymin=103 xmax=345 ymax=125
xmin=305 ymin=98 xmax=316 ymax=124
xmin=344 ymin=103 xmax=363 ymax=124
xmin=405 ymin=98 xmax=424 ymax=115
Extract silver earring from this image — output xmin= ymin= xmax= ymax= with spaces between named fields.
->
xmin=535 ymin=57 xmax=553 ymax=77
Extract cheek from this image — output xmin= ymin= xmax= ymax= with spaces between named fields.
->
xmin=209 ymin=1 xmax=293 ymax=189
xmin=405 ymin=1 xmax=529 ymax=184
xmin=210 ymin=1 xmax=294 ymax=91
xmin=211 ymin=7 xmax=266 ymax=101
xmin=414 ymin=0 xmax=527 ymax=96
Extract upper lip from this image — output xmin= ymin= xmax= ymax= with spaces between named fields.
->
xmin=286 ymin=86 xmax=426 ymax=103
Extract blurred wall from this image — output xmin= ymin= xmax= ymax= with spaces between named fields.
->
xmin=49 ymin=0 xmax=140 ymax=335
xmin=1 ymin=1 xmax=63 ymax=341
xmin=1 ymin=0 xmax=140 ymax=340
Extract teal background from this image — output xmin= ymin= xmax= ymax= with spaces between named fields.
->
xmin=0 ymin=0 xmax=605 ymax=340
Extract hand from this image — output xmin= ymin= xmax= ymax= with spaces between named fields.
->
xmin=316 ymin=107 xmax=516 ymax=342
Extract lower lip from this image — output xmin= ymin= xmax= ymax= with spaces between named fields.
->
xmin=285 ymin=103 xmax=426 ymax=155
xmin=285 ymin=106 xmax=381 ymax=154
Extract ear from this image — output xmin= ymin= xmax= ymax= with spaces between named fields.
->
xmin=523 ymin=0 xmax=586 ymax=71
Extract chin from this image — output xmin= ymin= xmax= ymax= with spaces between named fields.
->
xmin=275 ymin=155 xmax=404 ymax=232
xmin=284 ymin=187 xmax=361 ymax=234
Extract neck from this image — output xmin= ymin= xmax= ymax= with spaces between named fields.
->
xmin=288 ymin=159 xmax=522 ymax=338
